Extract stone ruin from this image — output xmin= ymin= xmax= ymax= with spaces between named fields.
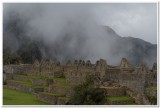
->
xmin=3 ymin=58 xmax=157 ymax=105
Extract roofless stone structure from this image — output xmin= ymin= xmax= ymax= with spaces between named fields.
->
xmin=3 ymin=58 xmax=157 ymax=105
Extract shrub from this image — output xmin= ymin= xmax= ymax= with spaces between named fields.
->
xmin=69 ymin=75 xmax=107 ymax=105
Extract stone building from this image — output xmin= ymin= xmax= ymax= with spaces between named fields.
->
xmin=3 ymin=58 xmax=157 ymax=105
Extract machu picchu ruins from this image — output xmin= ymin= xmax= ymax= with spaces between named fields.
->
xmin=3 ymin=58 xmax=157 ymax=105
xmin=3 ymin=3 xmax=158 ymax=106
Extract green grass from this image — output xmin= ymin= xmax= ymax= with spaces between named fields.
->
xmin=8 ymin=80 xmax=47 ymax=89
xmin=53 ymin=77 xmax=72 ymax=88
xmin=3 ymin=88 xmax=47 ymax=105
xmin=28 ymin=75 xmax=54 ymax=80
xmin=15 ymin=75 xmax=54 ymax=80
xmin=106 ymin=96 xmax=136 ymax=105
xmin=147 ymin=86 xmax=157 ymax=90
xmin=8 ymin=80 xmax=33 ymax=87
xmin=40 ymin=92 xmax=65 ymax=97
xmin=107 ymin=96 xmax=131 ymax=101
xmin=15 ymin=74 xmax=66 ymax=81
xmin=53 ymin=77 xmax=66 ymax=81
xmin=29 ymin=70 xmax=40 ymax=73
xmin=9 ymin=80 xmax=32 ymax=85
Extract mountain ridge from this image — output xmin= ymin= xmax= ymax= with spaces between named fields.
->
xmin=3 ymin=16 xmax=157 ymax=67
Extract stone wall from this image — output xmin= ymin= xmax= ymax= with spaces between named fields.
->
xmin=4 ymin=64 xmax=32 ymax=74
xmin=95 ymin=59 xmax=107 ymax=80
xmin=65 ymin=64 xmax=96 ymax=85
xmin=118 ymin=72 xmax=146 ymax=94
xmin=105 ymin=69 xmax=120 ymax=82
xmin=3 ymin=73 xmax=13 ymax=85
xmin=3 ymin=58 xmax=157 ymax=105
xmin=36 ymin=92 xmax=68 ymax=105
xmin=106 ymin=86 xmax=126 ymax=96
xmin=145 ymin=72 xmax=157 ymax=87
xmin=6 ymin=80 xmax=32 ymax=93
xmin=36 ymin=93 xmax=58 ymax=104
xmin=3 ymin=65 xmax=32 ymax=84
xmin=48 ymin=86 xmax=73 ymax=96
xmin=145 ymin=88 xmax=157 ymax=97
xmin=106 ymin=99 xmax=134 ymax=105
xmin=30 ymin=78 xmax=53 ymax=86
xmin=13 ymin=75 xmax=30 ymax=82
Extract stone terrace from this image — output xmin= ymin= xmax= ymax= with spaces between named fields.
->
xmin=3 ymin=58 xmax=157 ymax=105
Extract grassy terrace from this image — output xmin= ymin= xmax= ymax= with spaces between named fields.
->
xmin=147 ymin=86 xmax=157 ymax=90
xmin=10 ymin=75 xmax=71 ymax=88
xmin=8 ymin=80 xmax=47 ymax=88
xmin=40 ymin=92 xmax=65 ymax=97
xmin=106 ymin=96 xmax=136 ymax=105
xmin=15 ymin=74 xmax=54 ymax=80
xmin=107 ymin=96 xmax=132 ymax=101
xmin=3 ymin=88 xmax=47 ymax=105
xmin=53 ymin=77 xmax=72 ymax=88
xmin=9 ymin=80 xmax=32 ymax=85
xmin=9 ymin=76 xmax=70 ymax=89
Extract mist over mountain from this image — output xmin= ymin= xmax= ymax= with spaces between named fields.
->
xmin=3 ymin=4 xmax=157 ymax=68
xmin=104 ymin=26 xmax=157 ymax=67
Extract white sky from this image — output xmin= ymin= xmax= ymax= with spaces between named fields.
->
xmin=92 ymin=3 xmax=157 ymax=44
xmin=3 ymin=3 xmax=157 ymax=44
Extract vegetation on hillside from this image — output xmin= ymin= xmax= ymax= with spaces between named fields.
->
xmin=3 ymin=48 xmax=21 ymax=65
xmin=17 ymin=42 xmax=42 ymax=64
xmin=3 ymin=41 xmax=42 ymax=65
xmin=147 ymin=95 xmax=157 ymax=105
xmin=69 ymin=75 xmax=107 ymax=105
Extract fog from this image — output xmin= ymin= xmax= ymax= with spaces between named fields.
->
xmin=3 ymin=3 xmax=157 ymax=66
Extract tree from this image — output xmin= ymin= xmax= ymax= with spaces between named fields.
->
xmin=17 ymin=41 xmax=42 ymax=64
xmin=3 ymin=48 xmax=21 ymax=65
xmin=3 ymin=48 xmax=11 ymax=65
xmin=10 ymin=53 xmax=21 ymax=64
xmin=69 ymin=75 xmax=107 ymax=105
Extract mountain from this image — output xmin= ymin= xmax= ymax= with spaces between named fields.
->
xmin=104 ymin=26 xmax=157 ymax=67
xmin=3 ymin=15 xmax=157 ymax=67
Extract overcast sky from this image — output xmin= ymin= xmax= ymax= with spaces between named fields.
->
xmin=92 ymin=3 xmax=157 ymax=44
xmin=3 ymin=3 xmax=157 ymax=65
xmin=4 ymin=3 xmax=157 ymax=44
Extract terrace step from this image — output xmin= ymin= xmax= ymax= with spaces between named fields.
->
xmin=7 ymin=80 xmax=33 ymax=93
xmin=100 ymin=86 xmax=126 ymax=96
xmin=15 ymin=75 xmax=54 ymax=86
xmin=47 ymin=85 xmax=73 ymax=96
xmin=36 ymin=92 xmax=69 ymax=105
xmin=6 ymin=80 xmax=45 ymax=94
xmin=26 ymin=71 xmax=42 ymax=76
xmin=30 ymin=78 xmax=53 ymax=86
xmin=13 ymin=74 xmax=30 ymax=82
xmin=105 ymin=95 xmax=135 ymax=105
xmin=53 ymin=77 xmax=68 ymax=85
xmin=44 ymin=77 xmax=73 ymax=96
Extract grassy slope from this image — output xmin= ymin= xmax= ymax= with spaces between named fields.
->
xmin=3 ymin=88 xmax=47 ymax=105
xmin=106 ymin=96 xmax=136 ymax=105
xmin=147 ymin=86 xmax=157 ymax=90
xmin=107 ymin=96 xmax=131 ymax=101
